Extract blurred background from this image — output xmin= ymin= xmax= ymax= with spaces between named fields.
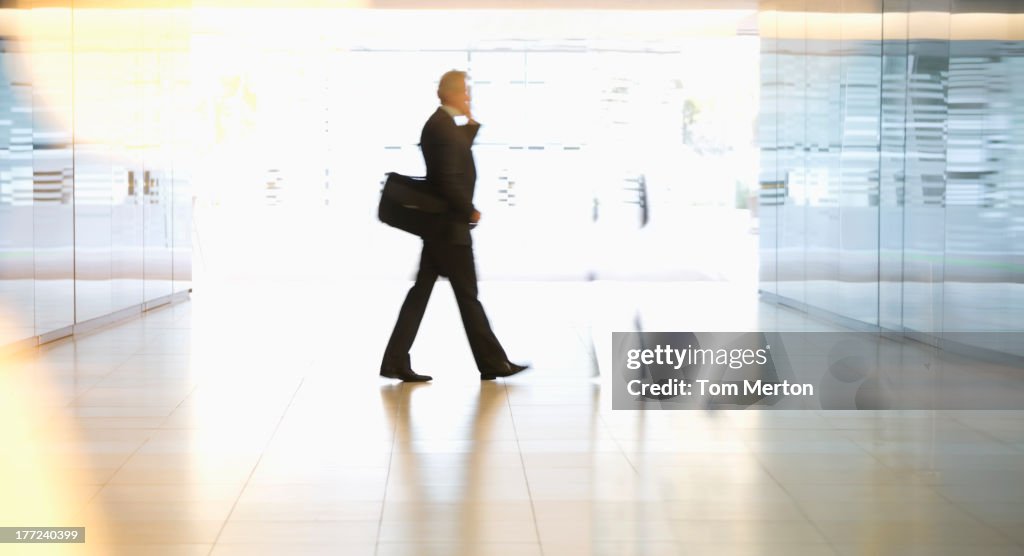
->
xmin=0 ymin=0 xmax=1021 ymax=358
xmin=1 ymin=3 xmax=1022 ymax=554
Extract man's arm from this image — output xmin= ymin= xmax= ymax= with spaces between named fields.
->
xmin=461 ymin=120 xmax=481 ymax=144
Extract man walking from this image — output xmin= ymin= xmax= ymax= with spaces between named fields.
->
xmin=380 ymin=70 xmax=529 ymax=382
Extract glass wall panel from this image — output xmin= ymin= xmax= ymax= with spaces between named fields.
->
xmin=838 ymin=0 xmax=882 ymax=326
xmin=902 ymin=0 xmax=949 ymax=337
xmin=110 ymin=9 xmax=145 ymax=314
xmin=168 ymin=8 xmax=191 ymax=294
xmin=803 ymin=4 xmax=844 ymax=317
xmin=758 ymin=2 xmax=779 ymax=296
xmin=1006 ymin=4 xmax=1024 ymax=348
xmin=944 ymin=1 xmax=986 ymax=338
xmin=73 ymin=8 xmax=113 ymax=323
xmin=32 ymin=6 xmax=74 ymax=336
xmin=775 ymin=0 xmax=806 ymax=307
xmin=943 ymin=0 xmax=1024 ymax=355
xmin=879 ymin=0 xmax=909 ymax=331
xmin=0 ymin=10 xmax=35 ymax=344
xmin=143 ymin=7 xmax=173 ymax=304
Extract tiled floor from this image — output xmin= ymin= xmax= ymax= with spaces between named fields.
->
xmin=2 ymin=280 xmax=1023 ymax=555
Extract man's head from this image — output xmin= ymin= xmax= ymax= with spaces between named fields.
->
xmin=437 ymin=70 xmax=470 ymax=115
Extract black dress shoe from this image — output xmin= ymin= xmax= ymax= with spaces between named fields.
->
xmin=380 ymin=368 xmax=433 ymax=382
xmin=480 ymin=361 xmax=530 ymax=380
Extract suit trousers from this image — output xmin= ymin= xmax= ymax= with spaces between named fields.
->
xmin=382 ymin=240 xmax=508 ymax=373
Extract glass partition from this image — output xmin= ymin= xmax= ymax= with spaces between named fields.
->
xmin=0 ymin=2 xmax=193 ymax=350
xmin=759 ymin=0 xmax=1024 ymax=357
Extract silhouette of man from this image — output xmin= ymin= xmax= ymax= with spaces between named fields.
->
xmin=380 ymin=70 xmax=529 ymax=382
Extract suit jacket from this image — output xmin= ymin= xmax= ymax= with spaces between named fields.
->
xmin=421 ymin=107 xmax=480 ymax=245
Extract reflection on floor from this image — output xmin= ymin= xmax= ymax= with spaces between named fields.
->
xmin=2 ymin=280 xmax=1023 ymax=555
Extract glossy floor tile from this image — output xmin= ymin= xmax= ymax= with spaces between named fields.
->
xmin=1 ymin=280 xmax=1022 ymax=555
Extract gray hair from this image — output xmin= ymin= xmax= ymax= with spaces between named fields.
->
xmin=437 ymin=70 xmax=468 ymax=101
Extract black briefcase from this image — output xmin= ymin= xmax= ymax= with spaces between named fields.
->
xmin=378 ymin=172 xmax=447 ymax=238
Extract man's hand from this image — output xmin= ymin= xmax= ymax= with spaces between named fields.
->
xmin=470 ymin=210 xmax=481 ymax=224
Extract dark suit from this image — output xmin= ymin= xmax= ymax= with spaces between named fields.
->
xmin=381 ymin=107 xmax=509 ymax=374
